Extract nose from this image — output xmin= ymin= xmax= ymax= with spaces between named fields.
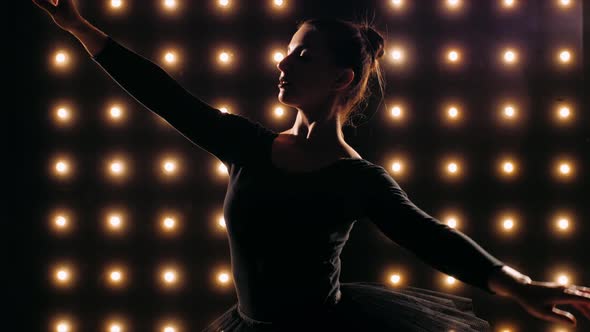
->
xmin=276 ymin=53 xmax=291 ymax=72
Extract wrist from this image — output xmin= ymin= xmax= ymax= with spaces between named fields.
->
xmin=66 ymin=18 xmax=90 ymax=34
xmin=488 ymin=265 xmax=532 ymax=298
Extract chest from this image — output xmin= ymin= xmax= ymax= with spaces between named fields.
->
xmin=271 ymin=134 xmax=360 ymax=173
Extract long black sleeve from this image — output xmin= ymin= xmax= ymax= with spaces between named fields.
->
xmin=91 ymin=36 xmax=275 ymax=166
xmin=362 ymin=165 xmax=505 ymax=295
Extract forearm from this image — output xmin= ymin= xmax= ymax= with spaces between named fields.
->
xmin=411 ymin=227 xmax=506 ymax=294
xmin=67 ymin=18 xmax=108 ymax=57
xmin=487 ymin=265 xmax=532 ymax=298
xmin=381 ymin=206 xmax=506 ymax=294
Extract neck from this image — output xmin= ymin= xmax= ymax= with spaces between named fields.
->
xmin=288 ymin=109 xmax=346 ymax=149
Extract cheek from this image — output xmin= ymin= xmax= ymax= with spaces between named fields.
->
xmin=304 ymin=71 xmax=333 ymax=90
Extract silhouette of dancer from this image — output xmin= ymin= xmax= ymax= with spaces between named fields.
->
xmin=34 ymin=1 xmax=590 ymax=331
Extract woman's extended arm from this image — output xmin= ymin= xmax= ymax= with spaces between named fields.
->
xmin=361 ymin=165 xmax=590 ymax=326
xmin=360 ymin=165 xmax=506 ymax=295
xmin=33 ymin=0 xmax=278 ymax=167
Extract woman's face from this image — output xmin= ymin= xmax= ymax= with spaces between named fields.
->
xmin=276 ymin=24 xmax=348 ymax=112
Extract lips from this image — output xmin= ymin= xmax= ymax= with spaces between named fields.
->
xmin=278 ymin=76 xmax=294 ymax=85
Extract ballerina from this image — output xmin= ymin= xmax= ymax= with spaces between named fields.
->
xmin=33 ymin=1 xmax=590 ymax=331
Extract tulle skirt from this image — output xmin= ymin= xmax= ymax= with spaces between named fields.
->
xmin=200 ymin=282 xmax=492 ymax=332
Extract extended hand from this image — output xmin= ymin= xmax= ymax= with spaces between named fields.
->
xmin=510 ymin=280 xmax=590 ymax=327
xmin=32 ymin=0 xmax=85 ymax=32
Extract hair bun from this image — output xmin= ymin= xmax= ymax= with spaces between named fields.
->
xmin=362 ymin=26 xmax=385 ymax=61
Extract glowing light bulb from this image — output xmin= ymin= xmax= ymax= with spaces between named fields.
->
xmin=218 ymin=273 xmax=230 ymax=283
xmin=109 ymin=215 xmax=122 ymax=228
xmin=165 ymin=52 xmax=176 ymax=63
xmin=57 ymin=107 xmax=70 ymax=119
xmin=503 ymin=162 xmax=515 ymax=173
xmin=504 ymin=105 xmax=516 ymax=117
xmin=447 ymin=50 xmax=459 ymax=62
xmin=557 ymin=274 xmax=569 ymax=285
xmin=55 ymin=216 xmax=67 ymax=227
xmin=390 ymin=48 xmax=404 ymax=63
xmin=558 ymin=106 xmax=570 ymax=118
xmin=218 ymin=216 xmax=226 ymax=228
xmin=447 ymin=0 xmax=461 ymax=9
xmin=55 ymin=52 xmax=67 ymax=64
xmin=559 ymin=163 xmax=570 ymax=174
xmin=448 ymin=107 xmax=459 ymax=118
xmin=56 ymin=321 xmax=70 ymax=332
xmin=503 ymin=49 xmax=518 ymax=64
xmin=57 ymin=270 xmax=69 ymax=281
xmin=111 ymin=162 xmax=124 ymax=174
xmin=110 ymin=270 xmax=122 ymax=281
xmin=447 ymin=163 xmax=458 ymax=173
xmin=219 ymin=52 xmax=230 ymax=62
xmin=109 ymin=323 xmax=122 ymax=332
xmin=559 ymin=50 xmax=571 ymax=63
xmin=447 ymin=218 xmax=457 ymax=228
xmin=163 ymin=0 xmax=177 ymax=10
xmin=163 ymin=270 xmax=176 ymax=283
xmin=503 ymin=0 xmax=516 ymax=7
xmin=163 ymin=160 xmax=177 ymax=174
xmin=55 ymin=161 xmax=68 ymax=173
xmin=273 ymin=51 xmax=285 ymax=62
xmin=557 ymin=218 xmax=569 ymax=230
xmin=274 ymin=106 xmax=285 ymax=117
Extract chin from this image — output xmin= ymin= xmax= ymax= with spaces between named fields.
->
xmin=277 ymin=94 xmax=299 ymax=107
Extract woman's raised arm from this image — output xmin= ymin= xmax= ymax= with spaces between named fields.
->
xmin=33 ymin=0 xmax=278 ymax=167
xmin=33 ymin=0 xmax=108 ymax=56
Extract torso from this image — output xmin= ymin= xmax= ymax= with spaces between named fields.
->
xmin=271 ymin=132 xmax=363 ymax=173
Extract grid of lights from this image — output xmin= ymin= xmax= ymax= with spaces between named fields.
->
xmin=50 ymin=38 xmax=578 ymax=72
xmin=47 ymin=151 xmax=580 ymax=181
xmin=41 ymin=0 xmax=583 ymax=331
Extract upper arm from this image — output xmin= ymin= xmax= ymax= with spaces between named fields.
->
xmin=361 ymin=167 xmax=449 ymax=248
xmin=92 ymin=36 xmax=278 ymax=166
xmin=166 ymin=104 xmax=279 ymax=167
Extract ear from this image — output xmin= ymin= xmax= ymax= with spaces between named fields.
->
xmin=332 ymin=69 xmax=355 ymax=91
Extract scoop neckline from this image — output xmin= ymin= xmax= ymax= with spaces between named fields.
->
xmin=270 ymin=156 xmax=365 ymax=175
xmin=268 ymin=132 xmax=367 ymax=175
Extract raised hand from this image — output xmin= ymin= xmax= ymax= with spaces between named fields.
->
xmin=32 ymin=0 xmax=85 ymax=32
xmin=510 ymin=280 xmax=590 ymax=327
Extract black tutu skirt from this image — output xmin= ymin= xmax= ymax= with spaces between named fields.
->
xmin=200 ymin=282 xmax=492 ymax=332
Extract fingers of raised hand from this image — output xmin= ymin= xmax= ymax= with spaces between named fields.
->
xmin=571 ymin=285 xmax=590 ymax=294
xmin=32 ymin=0 xmax=57 ymax=15
xmin=550 ymin=306 xmax=577 ymax=327
xmin=561 ymin=285 xmax=590 ymax=304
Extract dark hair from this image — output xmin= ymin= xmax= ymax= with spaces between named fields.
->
xmin=297 ymin=17 xmax=386 ymax=128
